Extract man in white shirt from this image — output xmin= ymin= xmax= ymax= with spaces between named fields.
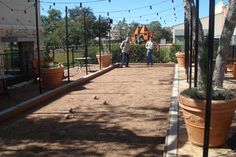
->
xmin=120 ymin=36 xmax=131 ymax=67
xmin=145 ymin=36 xmax=155 ymax=65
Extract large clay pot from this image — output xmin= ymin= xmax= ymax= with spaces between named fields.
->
xmin=96 ymin=54 xmax=112 ymax=68
xmin=179 ymin=94 xmax=236 ymax=147
xmin=41 ymin=67 xmax=64 ymax=89
xmin=175 ymin=52 xmax=185 ymax=67
xmin=233 ymin=63 xmax=236 ymax=79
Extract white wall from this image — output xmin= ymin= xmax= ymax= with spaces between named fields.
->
xmin=172 ymin=13 xmax=225 ymax=38
xmin=0 ymin=0 xmax=40 ymax=29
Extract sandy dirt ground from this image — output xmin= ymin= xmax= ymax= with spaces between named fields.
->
xmin=0 ymin=64 xmax=174 ymax=157
xmin=0 ymin=65 xmax=101 ymax=111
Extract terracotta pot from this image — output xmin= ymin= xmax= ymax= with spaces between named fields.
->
xmin=175 ymin=52 xmax=185 ymax=67
xmin=233 ymin=63 xmax=236 ymax=79
xmin=41 ymin=67 xmax=64 ymax=89
xmin=179 ymin=94 xmax=236 ymax=147
xmin=96 ymin=54 xmax=112 ymax=68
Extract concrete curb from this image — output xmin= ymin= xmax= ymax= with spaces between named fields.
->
xmin=164 ymin=64 xmax=179 ymax=157
xmin=0 ymin=64 xmax=119 ymax=123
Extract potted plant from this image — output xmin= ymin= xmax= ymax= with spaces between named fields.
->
xmin=178 ymin=35 xmax=236 ymax=147
xmin=40 ymin=47 xmax=64 ymax=89
xmin=96 ymin=41 xmax=112 ymax=68
xmin=175 ymin=51 xmax=185 ymax=67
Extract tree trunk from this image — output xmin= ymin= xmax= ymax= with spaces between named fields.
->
xmin=184 ymin=0 xmax=205 ymax=88
xmin=213 ymin=1 xmax=236 ymax=88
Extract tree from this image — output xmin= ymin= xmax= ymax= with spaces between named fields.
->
xmin=68 ymin=7 xmax=97 ymax=45
xmin=213 ymin=1 xmax=236 ymax=87
xmin=41 ymin=9 xmax=64 ymax=47
xmin=184 ymin=0 xmax=206 ymax=89
xmin=185 ymin=0 xmax=236 ymax=89
xmin=93 ymin=16 xmax=110 ymax=38
xmin=148 ymin=21 xmax=162 ymax=41
xmin=128 ymin=21 xmax=140 ymax=35
xmin=160 ymin=27 xmax=172 ymax=42
xmin=112 ymin=18 xmax=129 ymax=41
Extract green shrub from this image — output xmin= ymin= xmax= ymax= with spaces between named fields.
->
xmin=130 ymin=44 xmax=146 ymax=63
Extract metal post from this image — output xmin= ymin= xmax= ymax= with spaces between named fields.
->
xmin=83 ymin=11 xmax=88 ymax=75
xmin=194 ymin=0 xmax=199 ymax=87
xmin=189 ymin=4 xmax=193 ymax=89
xmin=108 ymin=18 xmax=112 ymax=64
xmin=52 ymin=46 xmax=55 ymax=60
xmin=65 ymin=6 xmax=70 ymax=82
xmin=72 ymin=46 xmax=75 ymax=68
xmin=98 ymin=15 xmax=102 ymax=69
xmin=35 ymin=0 xmax=42 ymax=94
xmin=184 ymin=12 xmax=189 ymax=83
xmin=203 ymin=0 xmax=215 ymax=156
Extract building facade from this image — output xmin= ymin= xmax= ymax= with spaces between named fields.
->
xmin=0 ymin=0 xmax=44 ymax=80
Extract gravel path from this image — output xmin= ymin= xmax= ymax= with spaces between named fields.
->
xmin=0 ymin=64 xmax=174 ymax=157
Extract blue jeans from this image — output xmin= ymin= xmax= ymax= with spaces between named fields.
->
xmin=147 ymin=50 xmax=153 ymax=65
xmin=121 ymin=52 xmax=129 ymax=67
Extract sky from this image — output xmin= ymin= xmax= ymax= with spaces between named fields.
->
xmin=40 ymin=0 xmax=226 ymax=27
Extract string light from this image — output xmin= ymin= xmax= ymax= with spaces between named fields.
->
xmin=39 ymin=0 xmax=182 ymax=26
xmin=95 ymin=0 xmax=168 ymax=14
xmin=40 ymin=0 xmax=106 ymax=4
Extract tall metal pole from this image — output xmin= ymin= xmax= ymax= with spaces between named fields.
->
xmin=98 ymin=15 xmax=102 ymax=69
xmin=52 ymin=46 xmax=55 ymax=60
xmin=83 ymin=11 xmax=88 ymax=75
xmin=65 ymin=6 xmax=70 ymax=82
xmin=35 ymin=0 xmax=42 ymax=94
xmin=108 ymin=18 xmax=112 ymax=64
xmin=72 ymin=46 xmax=75 ymax=68
xmin=194 ymin=0 xmax=199 ymax=87
xmin=184 ymin=12 xmax=189 ymax=83
xmin=189 ymin=4 xmax=193 ymax=89
xmin=203 ymin=0 xmax=215 ymax=156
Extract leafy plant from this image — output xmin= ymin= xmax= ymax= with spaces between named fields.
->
xmin=41 ymin=62 xmax=62 ymax=68
xmin=181 ymin=88 xmax=234 ymax=100
xmin=183 ymin=38 xmax=234 ymax=100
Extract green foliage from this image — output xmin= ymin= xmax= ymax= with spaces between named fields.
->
xmin=54 ymin=50 xmax=82 ymax=65
xmin=41 ymin=7 xmax=110 ymax=49
xmin=130 ymin=44 xmax=147 ymax=63
xmin=112 ymin=19 xmax=130 ymax=41
xmin=182 ymin=88 xmax=234 ymax=100
xmin=157 ymin=45 xmax=181 ymax=63
xmin=108 ymin=43 xmax=121 ymax=63
xmin=88 ymin=44 xmax=99 ymax=63
xmin=147 ymin=21 xmax=172 ymax=42
xmin=182 ymin=37 xmax=234 ymax=101
xmin=128 ymin=22 xmax=140 ymax=35
xmin=41 ymin=62 xmax=61 ymax=68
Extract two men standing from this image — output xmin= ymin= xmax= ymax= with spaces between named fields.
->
xmin=120 ymin=36 xmax=156 ymax=67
